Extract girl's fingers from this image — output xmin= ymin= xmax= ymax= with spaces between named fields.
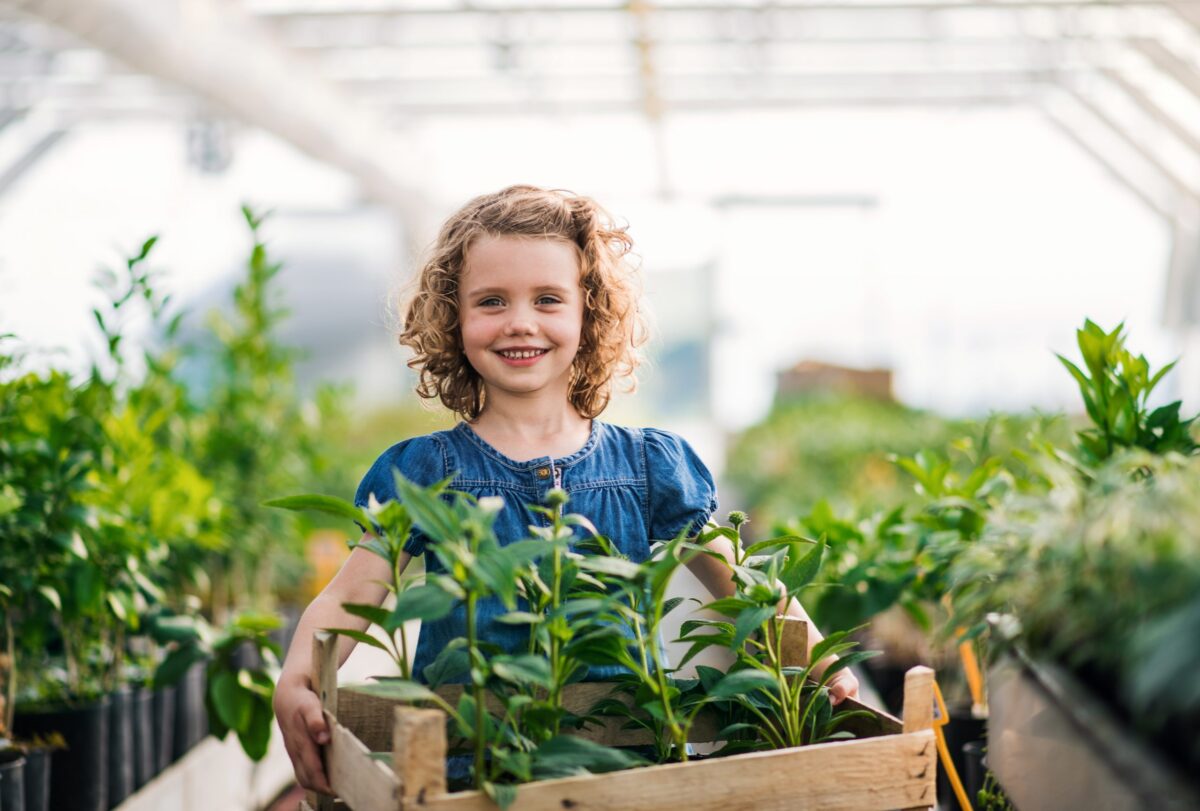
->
xmin=293 ymin=729 xmax=333 ymax=795
xmin=305 ymin=703 xmax=331 ymax=745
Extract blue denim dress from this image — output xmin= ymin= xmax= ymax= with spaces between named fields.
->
xmin=353 ymin=419 xmax=718 ymax=684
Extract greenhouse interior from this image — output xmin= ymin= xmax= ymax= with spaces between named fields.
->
xmin=1 ymin=0 xmax=1199 ymax=809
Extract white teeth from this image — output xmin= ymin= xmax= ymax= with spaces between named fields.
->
xmin=499 ymin=349 xmax=547 ymax=359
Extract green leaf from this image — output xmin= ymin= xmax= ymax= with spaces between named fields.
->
xmin=393 ymin=473 xmax=459 ymax=544
xmin=483 ymin=782 xmax=517 ymax=810
xmin=37 ymin=585 xmax=62 ymax=612
xmin=743 ymin=534 xmax=815 ymax=557
xmin=732 ymin=605 xmax=777 ymax=651
xmin=211 ymin=670 xmax=253 ymax=733
xmin=237 ymin=699 xmax=274 ymax=761
xmin=323 ymin=628 xmax=391 ymax=654
xmin=154 ymin=646 xmax=206 ymax=688
xmin=703 ymin=597 xmax=755 ymax=616
xmin=578 ymin=555 xmax=642 ymax=580
xmin=495 ymin=611 xmax=544 ymax=625
xmin=263 ymin=494 xmax=366 ymax=524
xmin=389 ymin=584 xmax=456 ymax=629
xmin=346 ymin=679 xmax=438 ymax=703
xmin=491 ymin=654 xmax=553 ymax=689
xmin=780 ymin=538 xmax=824 ymax=595
xmin=709 ymin=669 xmax=778 ymax=699
xmin=531 ymin=735 xmax=649 ymax=779
xmin=422 ymin=643 xmax=470 ymax=687
xmin=342 ymin=603 xmax=391 ymax=627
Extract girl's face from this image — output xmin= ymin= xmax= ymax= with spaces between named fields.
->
xmin=458 ymin=235 xmax=585 ymax=407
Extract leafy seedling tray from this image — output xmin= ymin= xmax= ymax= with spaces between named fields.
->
xmin=301 ymin=625 xmax=937 ymax=811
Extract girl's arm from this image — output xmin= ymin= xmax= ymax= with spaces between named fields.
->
xmin=683 ymin=535 xmax=860 ymax=704
xmin=273 ymin=538 xmax=411 ymax=793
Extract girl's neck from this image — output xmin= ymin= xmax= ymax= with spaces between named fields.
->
xmin=468 ymin=396 xmax=591 ymax=462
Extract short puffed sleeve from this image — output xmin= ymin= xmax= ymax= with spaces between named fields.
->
xmin=353 ymin=434 xmax=447 ymax=556
xmin=644 ymin=428 xmax=719 ymax=540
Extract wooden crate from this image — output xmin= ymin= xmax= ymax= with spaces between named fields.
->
xmin=301 ymin=622 xmax=937 ymax=811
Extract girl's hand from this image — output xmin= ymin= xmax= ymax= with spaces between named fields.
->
xmin=273 ymin=674 xmax=333 ymax=795
xmin=825 ymin=667 xmax=860 ymax=706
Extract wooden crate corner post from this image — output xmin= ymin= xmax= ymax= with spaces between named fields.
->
xmin=392 ymin=706 xmax=448 ymax=804
xmin=310 ymin=631 xmax=339 ymax=811
xmin=776 ymin=614 xmax=810 ymax=668
xmin=900 ymin=665 xmax=938 ymax=811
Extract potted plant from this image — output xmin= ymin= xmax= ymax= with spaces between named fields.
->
xmin=948 ymin=321 xmax=1200 ymax=809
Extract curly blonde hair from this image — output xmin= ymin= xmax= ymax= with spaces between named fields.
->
xmin=399 ymin=185 xmax=647 ymax=421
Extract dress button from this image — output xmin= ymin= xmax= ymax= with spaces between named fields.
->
xmin=535 ymin=466 xmax=551 ymax=479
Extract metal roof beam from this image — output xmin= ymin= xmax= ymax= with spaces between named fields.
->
xmin=11 ymin=0 xmax=429 ymax=223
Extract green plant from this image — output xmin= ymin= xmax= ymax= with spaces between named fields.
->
xmin=1057 ymin=319 xmax=1198 ymax=465
xmin=151 ymin=609 xmax=283 ymax=761
xmin=195 ymin=206 xmax=340 ymax=618
xmin=0 ymin=362 xmax=106 ymax=720
xmin=725 ymin=393 xmax=966 ymax=528
xmin=977 ymin=769 xmax=1015 ymax=810
xmin=676 ymin=514 xmax=877 ymax=752
xmin=269 ymin=479 xmax=885 ymax=805
xmin=269 ymin=479 xmax=644 ymax=806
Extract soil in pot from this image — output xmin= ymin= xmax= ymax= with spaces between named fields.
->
xmin=132 ymin=685 xmax=154 ymax=788
xmin=107 ymin=686 xmax=134 ymax=807
xmin=0 ymin=747 xmax=26 ymax=811
xmin=14 ymin=694 xmax=110 ymax=811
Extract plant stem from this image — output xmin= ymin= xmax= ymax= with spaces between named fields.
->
xmin=3 ymin=611 xmax=15 ymax=734
xmin=465 ymin=590 xmax=486 ymax=788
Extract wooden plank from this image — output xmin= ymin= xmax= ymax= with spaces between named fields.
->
xmin=421 ymin=730 xmax=936 ymax=811
xmin=312 ymin=631 xmax=340 ymax=811
xmin=326 ymin=714 xmax=402 ymax=811
xmin=340 ymin=674 xmax=899 ymax=750
xmin=392 ymin=707 xmax=447 ymax=803
xmin=901 ymin=666 xmax=935 ymax=734
xmin=777 ymin=615 xmax=809 ymax=667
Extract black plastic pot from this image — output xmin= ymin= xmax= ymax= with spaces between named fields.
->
xmin=963 ymin=739 xmax=987 ymax=809
xmin=172 ymin=661 xmax=207 ymax=760
xmin=861 ymin=657 xmax=907 ymax=716
xmin=107 ymin=686 xmax=134 ymax=808
xmin=152 ymin=684 xmax=176 ymax=772
xmin=937 ymin=705 xmax=986 ymax=810
xmin=132 ymin=685 xmax=155 ymax=788
xmin=14 ymin=694 xmax=110 ymax=811
xmin=0 ymin=748 xmax=26 ymax=811
xmin=21 ymin=747 xmax=49 ymax=811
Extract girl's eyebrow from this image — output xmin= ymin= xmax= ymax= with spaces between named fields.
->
xmin=464 ymin=284 xmax=573 ymax=297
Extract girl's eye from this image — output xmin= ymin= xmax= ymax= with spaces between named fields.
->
xmin=537 ymin=296 xmax=561 ymax=305
xmin=479 ymin=297 xmax=503 ymax=307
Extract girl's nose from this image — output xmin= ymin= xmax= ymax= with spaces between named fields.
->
xmin=504 ymin=312 xmax=537 ymax=336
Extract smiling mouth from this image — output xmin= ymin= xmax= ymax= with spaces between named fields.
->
xmin=496 ymin=348 xmax=549 ymax=360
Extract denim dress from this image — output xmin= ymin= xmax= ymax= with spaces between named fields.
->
xmin=353 ymin=419 xmax=719 ymax=684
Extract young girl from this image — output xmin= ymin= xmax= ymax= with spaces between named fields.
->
xmin=273 ymin=185 xmax=859 ymax=794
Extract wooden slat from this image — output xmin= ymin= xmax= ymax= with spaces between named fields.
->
xmin=421 ymin=730 xmax=936 ymax=811
xmin=312 ymin=631 xmax=340 ymax=811
xmin=341 ymin=682 xmax=720 ymax=747
xmin=393 ymin=707 xmax=447 ymax=803
xmin=326 ymin=714 xmax=402 ymax=811
xmin=901 ymin=666 xmax=935 ymax=734
xmin=340 ymin=672 xmax=899 ymax=750
xmin=777 ymin=615 xmax=809 ymax=667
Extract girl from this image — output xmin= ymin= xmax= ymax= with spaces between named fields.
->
xmin=272 ymin=185 xmax=859 ymax=794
